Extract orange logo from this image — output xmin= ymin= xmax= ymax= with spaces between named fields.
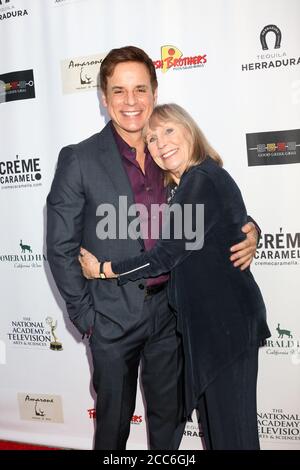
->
xmin=153 ymin=45 xmax=207 ymax=72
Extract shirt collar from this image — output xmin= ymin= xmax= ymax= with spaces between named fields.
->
xmin=110 ymin=121 xmax=148 ymax=161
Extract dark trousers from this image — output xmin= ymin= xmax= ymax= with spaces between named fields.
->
xmin=90 ymin=288 xmax=183 ymax=450
xmin=197 ymin=344 xmax=260 ymax=450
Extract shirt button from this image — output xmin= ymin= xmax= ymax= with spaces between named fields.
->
xmin=138 ymin=283 xmax=145 ymax=290
xmin=146 ymin=187 xmax=151 ymax=191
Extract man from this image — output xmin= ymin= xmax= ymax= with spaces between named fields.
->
xmin=47 ymin=46 xmax=258 ymax=450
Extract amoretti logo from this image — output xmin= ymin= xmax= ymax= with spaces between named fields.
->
xmin=18 ymin=393 xmax=64 ymax=423
xmin=61 ymin=53 xmax=105 ymax=94
xmin=0 ymin=70 xmax=35 ymax=103
xmin=153 ymin=45 xmax=207 ymax=72
xmin=246 ymin=129 xmax=300 ymax=166
xmin=242 ymin=24 xmax=300 ymax=72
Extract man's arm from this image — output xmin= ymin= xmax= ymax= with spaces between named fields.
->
xmin=47 ymin=147 xmax=95 ymax=335
xmin=230 ymin=219 xmax=259 ymax=270
xmin=79 ymin=221 xmax=260 ymax=278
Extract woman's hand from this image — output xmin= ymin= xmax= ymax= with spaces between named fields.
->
xmin=78 ymin=248 xmax=117 ymax=279
xmin=230 ymin=222 xmax=258 ymax=270
xmin=78 ymin=248 xmax=100 ymax=279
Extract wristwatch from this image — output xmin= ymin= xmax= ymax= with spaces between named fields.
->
xmin=99 ymin=262 xmax=106 ymax=279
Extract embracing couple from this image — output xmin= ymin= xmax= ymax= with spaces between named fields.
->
xmin=47 ymin=46 xmax=270 ymax=450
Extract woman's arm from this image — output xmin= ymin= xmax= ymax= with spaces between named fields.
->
xmin=79 ymin=169 xmax=220 ymax=282
xmin=112 ymin=170 xmax=221 ymax=283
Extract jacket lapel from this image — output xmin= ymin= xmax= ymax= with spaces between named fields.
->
xmin=98 ymin=124 xmax=135 ymax=205
xmin=97 ymin=123 xmax=144 ymax=248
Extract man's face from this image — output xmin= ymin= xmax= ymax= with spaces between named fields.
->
xmin=102 ymin=61 xmax=157 ymax=140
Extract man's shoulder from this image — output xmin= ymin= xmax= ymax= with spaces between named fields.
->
xmin=63 ymin=121 xmax=113 ymax=154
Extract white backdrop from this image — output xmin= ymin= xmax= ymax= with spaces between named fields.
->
xmin=0 ymin=0 xmax=299 ymax=450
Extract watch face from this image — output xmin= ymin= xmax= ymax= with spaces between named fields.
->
xmin=99 ymin=262 xmax=106 ymax=279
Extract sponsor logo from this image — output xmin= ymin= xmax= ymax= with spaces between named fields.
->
xmin=246 ymin=129 xmax=300 ymax=166
xmin=242 ymin=24 xmax=300 ymax=72
xmin=255 ymin=228 xmax=300 ymax=267
xmin=18 ymin=393 xmax=64 ymax=423
xmin=0 ymin=70 xmax=35 ymax=103
xmin=260 ymin=24 xmax=282 ymax=50
xmin=6 ymin=316 xmax=61 ymax=350
xmin=87 ymin=408 xmax=96 ymax=419
xmin=258 ymin=408 xmax=300 ymax=441
xmin=0 ymin=154 xmax=42 ymax=190
xmin=46 ymin=317 xmax=63 ymax=351
xmin=0 ymin=240 xmax=47 ymax=269
xmin=0 ymin=0 xmax=28 ymax=21
xmin=131 ymin=415 xmax=143 ymax=425
xmin=183 ymin=411 xmax=204 ymax=439
xmin=263 ymin=323 xmax=300 ymax=360
xmin=87 ymin=407 xmax=143 ymax=425
xmin=153 ymin=45 xmax=207 ymax=72
xmin=61 ymin=53 xmax=105 ymax=94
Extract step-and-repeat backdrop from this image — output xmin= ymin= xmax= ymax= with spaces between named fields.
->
xmin=0 ymin=0 xmax=299 ymax=450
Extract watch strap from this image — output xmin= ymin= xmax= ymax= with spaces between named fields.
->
xmin=99 ymin=262 xmax=106 ymax=279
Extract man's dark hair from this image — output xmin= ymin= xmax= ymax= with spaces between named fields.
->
xmin=100 ymin=45 xmax=158 ymax=94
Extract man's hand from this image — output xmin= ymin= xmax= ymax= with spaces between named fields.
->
xmin=230 ymin=222 xmax=258 ymax=270
xmin=78 ymin=248 xmax=100 ymax=279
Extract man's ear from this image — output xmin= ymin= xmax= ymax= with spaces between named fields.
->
xmin=153 ymin=88 xmax=158 ymax=105
xmin=101 ymin=91 xmax=108 ymax=108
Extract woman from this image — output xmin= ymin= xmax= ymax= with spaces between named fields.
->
xmin=79 ymin=104 xmax=270 ymax=449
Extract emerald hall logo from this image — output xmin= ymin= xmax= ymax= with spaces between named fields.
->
xmin=0 ymin=240 xmax=47 ymax=269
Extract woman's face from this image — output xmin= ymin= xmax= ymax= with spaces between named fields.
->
xmin=145 ymin=120 xmax=192 ymax=179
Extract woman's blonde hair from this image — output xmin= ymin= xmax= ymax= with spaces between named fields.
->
xmin=144 ymin=103 xmax=223 ymax=184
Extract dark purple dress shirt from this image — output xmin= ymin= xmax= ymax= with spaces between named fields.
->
xmin=111 ymin=122 xmax=169 ymax=287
